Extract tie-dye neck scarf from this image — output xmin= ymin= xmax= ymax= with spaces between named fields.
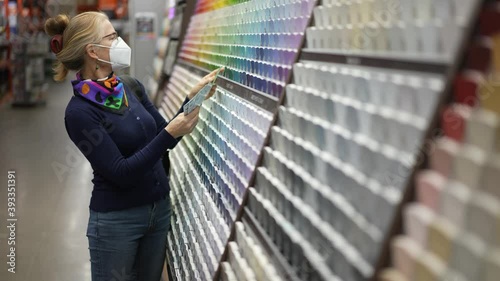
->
xmin=72 ymin=72 xmax=128 ymax=114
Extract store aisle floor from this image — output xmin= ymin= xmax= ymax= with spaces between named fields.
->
xmin=0 ymin=81 xmax=93 ymax=281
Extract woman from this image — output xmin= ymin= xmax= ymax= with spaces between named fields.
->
xmin=45 ymin=12 xmax=220 ymax=281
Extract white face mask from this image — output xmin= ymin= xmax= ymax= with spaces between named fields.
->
xmin=93 ymin=37 xmax=131 ymax=71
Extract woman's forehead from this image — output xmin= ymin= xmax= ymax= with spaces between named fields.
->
xmin=102 ymin=20 xmax=115 ymax=33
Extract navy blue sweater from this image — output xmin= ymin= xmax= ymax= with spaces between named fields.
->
xmin=64 ymin=78 xmax=188 ymax=212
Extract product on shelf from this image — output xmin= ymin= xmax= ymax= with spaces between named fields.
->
xmin=245 ymin=57 xmax=447 ymax=280
xmin=164 ymin=1 xmax=315 ymax=279
xmin=178 ymin=0 xmax=315 ymax=99
xmin=307 ymin=0 xmax=476 ymax=62
xmin=217 ymin=0 xmax=483 ymax=280
xmin=164 ymin=40 xmax=179 ymax=75
xmin=153 ymin=0 xmax=193 ymax=109
xmin=183 ymin=67 xmax=223 ymax=114
xmin=159 ymin=0 xmax=487 ymax=280
xmin=166 ymin=65 xmax=273 ymax=280
xmin=382 ymin=2 xmax=500 ymax=280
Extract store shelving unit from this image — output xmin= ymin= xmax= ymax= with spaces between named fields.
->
xmin=159 ymin=0 xmax=490 ymax=280
xmin=0 ymin=0 xmax=11 ymax=105
xmin=300 ymin=50 xmax=450 ymax=73
xmin=162 ymin=1 xmax=316 ymax=280
xmin=177 ymin=60 xmax=280 ymax=112
xmin=153 ymin=0 xmax=196 ymax=112
xmin=0 ymin=39 xmax=10 ymax=105
xmin=10 ymin=0 xmax=49 ymax=107
xmin=148 ymin=0 xmax=177 ymax=106
xmin=380 ymin=2 xmax=500 ymax=281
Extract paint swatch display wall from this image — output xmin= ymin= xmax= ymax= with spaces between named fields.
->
xmin=306 ymin=0 xmax=476 ymax=61
xmin=161 ymin=0 xmax=316 ymax=280
xmin=238 ymin=62 xmax=445 ymax=281
xmin=179 ymin=0 xmax=316 ymax=99
xmin=380 ymin=2 xmax=500 ymax=281
xmin=216 ymin=0 xmax=483 ymax=281
xmin=159 ymin=0 xmax=487 ymax=280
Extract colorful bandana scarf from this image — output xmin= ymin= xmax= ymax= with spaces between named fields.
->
xmin=72 ymin=72 xmax=129 ymax=114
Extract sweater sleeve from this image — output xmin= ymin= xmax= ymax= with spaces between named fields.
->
xmin=135 ymin=78 xmax=190 ymax=135
xmin=64 ymin=108 xmax=178 ymax=188
xmin=174 ymin=97 xmax=190 ymax=117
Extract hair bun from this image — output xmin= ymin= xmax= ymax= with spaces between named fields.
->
xmin=44 ymin=14 xmax=70 ymax=36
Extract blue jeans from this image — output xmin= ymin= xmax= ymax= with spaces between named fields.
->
xmin=87 ymin=196 xmax=171 ymax=281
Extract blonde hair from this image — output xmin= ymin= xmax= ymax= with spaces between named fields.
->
xmin=44 ymin=12 xmax=109 ymax=81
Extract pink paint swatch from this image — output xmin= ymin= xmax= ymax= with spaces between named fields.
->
xmin=416 ymin=170 xmax=447 ymax=212
xmin=441 ymin=104 xmax=471 ymax=143
xmin=430 ymin=137 xmax=460 ymax=178
xmin=404 ymin=203 xmax=435 ymax=248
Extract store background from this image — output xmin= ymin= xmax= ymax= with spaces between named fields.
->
xmin=0 ymin=1 xmax=171 ymax=280
xmin=1 ymin=0 xmax=500 ymax=281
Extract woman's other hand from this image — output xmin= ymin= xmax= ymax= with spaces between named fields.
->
xmin=188 ymin=67 xmax=224 ymax=100
xmin=165 ymin=107 xmax=200 ymax=138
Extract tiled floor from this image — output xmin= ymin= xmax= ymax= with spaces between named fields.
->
xmin=0 ymin=81 xmax=93 ymax=281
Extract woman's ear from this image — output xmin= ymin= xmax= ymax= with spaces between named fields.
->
xmin=85 ymin=44 xmax=99 ymax=60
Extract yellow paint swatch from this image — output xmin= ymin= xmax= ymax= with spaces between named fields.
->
xmin=479 ymin=79 xmax=500 ymax=116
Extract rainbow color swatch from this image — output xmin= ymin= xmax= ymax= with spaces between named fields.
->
xmin=195 ymin=0 xmax=251 ymax=14
xmin=180 ymin=0 xmax=316 ymax=98
xmin=163 ymin=1 xmax=316 ymax=279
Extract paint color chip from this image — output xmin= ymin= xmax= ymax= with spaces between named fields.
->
xmin=442 ymin=104 xmax=471 ymax=143
xmin=416 ymin=170 xmax=447 ymax=211
xmin=439 ymin=180 xmax=471 ymax=229
xmin=466 ymin=108 xmax=500 ymax=153
xmin=404 ymin=203 xmax=435 ymax=248
xmin=392 ymin=236 xmax=422 ymax=279
xmin=451 ymin=144 xmax=486 ymax=189
xmin=430 ymin=137 xmax=460 ymax=178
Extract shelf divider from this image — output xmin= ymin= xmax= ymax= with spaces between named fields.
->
xmin=369 ymin=0 xmax=485 ymax=279
xmin=300 ymin=49 xmax=450 ymax=73
xmin=177 ymin=59 xmax=280 ymax=112
xmin=241 ymin=207 xmax=303 ymax=281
